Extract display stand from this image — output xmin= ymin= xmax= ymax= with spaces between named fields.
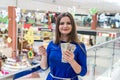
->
xmin=0 ymin=6 xmax=42 ymax=80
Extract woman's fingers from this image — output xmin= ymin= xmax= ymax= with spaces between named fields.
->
xmin=64 ymin=50 xmax=73 ymax=57
xmin=62 ymin=50 xmax=74 ymax=62
xmin=39 ymin=46 xmax=46 ymax=56
xmin=39 ymin=46 xmax=45 ymax=50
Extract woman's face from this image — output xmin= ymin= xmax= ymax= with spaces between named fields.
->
xmin=59 ymin=16 xmax=72 ymax=36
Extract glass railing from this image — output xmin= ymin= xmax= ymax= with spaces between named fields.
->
xmin=82 ymin=37 xmax=120 ymax=80
xmin=0 ymin=37 xmax=120 ymax=80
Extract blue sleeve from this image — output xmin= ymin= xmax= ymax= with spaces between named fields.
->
xmin=77 ymin=43 xmax=87 ymax=76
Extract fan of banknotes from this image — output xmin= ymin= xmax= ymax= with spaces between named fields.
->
xmin=61 ymin=43 xmax=76 ymax=63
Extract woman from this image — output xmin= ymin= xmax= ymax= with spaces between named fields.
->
xmin=39 ymin=12 xmax=87 ymax=80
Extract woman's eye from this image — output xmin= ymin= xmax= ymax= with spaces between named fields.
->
xmin=67 ymin=22 xmax=71 ymax=25
xmin=60 ymin=22 xmax=64 ymax=25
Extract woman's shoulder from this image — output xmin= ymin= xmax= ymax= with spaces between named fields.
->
xmin=48 ymin=40 xmax=60 ymax=47
xmin=47 ymin=40 xmax=54 ymax=47
xmin=49 ymin=40 xmax=54 ymax=44
xmin=73 ymin=42 xmax=86 ymax=54
xmin=79 ymin=42 xmax=85 ymax=47
xmin=71 ymin=42 xmax=85 ymax=46
xmin=47 ymin=40 xmax=60 ymax=50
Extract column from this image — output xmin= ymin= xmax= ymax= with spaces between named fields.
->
xmin=8 ymin=6 xmax=17 ymax=59
xmin=91 ymin=13 xmax=97 ymax=30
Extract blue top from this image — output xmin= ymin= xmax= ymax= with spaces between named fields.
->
xmin=45 ymin=41 xmax=87 ymax=80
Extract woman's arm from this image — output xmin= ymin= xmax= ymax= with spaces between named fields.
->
xmin=39 ymin=46 xmax=48 ymax=70
xmin=40 ymin=55 xmax=48 ymax=69
xmin=69 ymin=59 xmax=82 ymax=74
xmin=63 ymin=50 xmax=81 ymax=74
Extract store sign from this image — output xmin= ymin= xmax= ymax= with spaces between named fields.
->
xmin=24 ymin=23 xmax=31 ymax=29
xmin=98 ymin=32 xmax=102 ymax=36
xmin=102 ymin=33 xmax=109 ymax=37
xmin=109 ymin=33 xmax=116 ymax=38
xmin=98 ymin=32 xmax=109 ymax=37
xmin=98 ymin=32 xmax=116 ymax=38
xmin=38 ymin=28 xmax=52 ymax=31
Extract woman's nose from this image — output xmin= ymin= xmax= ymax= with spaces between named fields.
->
xmin=63 ymin=23 xmax=68 ymax=27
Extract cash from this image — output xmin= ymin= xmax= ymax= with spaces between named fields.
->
xmin=61 ymin=43 xmax=76 ymax=63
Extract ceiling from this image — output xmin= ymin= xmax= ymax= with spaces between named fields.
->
xmin=33 ymin=0 xmax=120 ymax=13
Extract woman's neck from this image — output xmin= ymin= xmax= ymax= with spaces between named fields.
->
xmin=61 ymin=35 xmax=69 ymax=42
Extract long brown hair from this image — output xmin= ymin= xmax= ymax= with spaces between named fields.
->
xmin=54 ymin=12 xmax=80 ymax=44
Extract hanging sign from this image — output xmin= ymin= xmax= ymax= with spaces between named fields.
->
xmin=28 ymin=50 xmax=34 ymax=58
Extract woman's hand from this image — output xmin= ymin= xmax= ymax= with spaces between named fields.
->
xmin=62 ymin=50 xmax=75 ymax=63
xmin=39 ymin=46 xmax=48 ymax=69
xmin=39 ymin=46 xmax=46 ymax=56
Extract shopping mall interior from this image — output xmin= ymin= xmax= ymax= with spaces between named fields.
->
xmin=0 ymin=0 xmax=120 ymax=80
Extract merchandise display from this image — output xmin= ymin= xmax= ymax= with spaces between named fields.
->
xmin=1 ymin=57 xmax=31 ymax=75
xmin=98 ymin=13 xmax=120 ymax=28
xmin=75 ymin=14 xmax=92 ymax=27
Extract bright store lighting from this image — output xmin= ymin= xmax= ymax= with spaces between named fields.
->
xmin=104 ymin=0 xmax=120 ymax=6
xmin=104 ymin=0 xmax=119 ymax=3
xmin=70 ymin=0 xmax=85 ymax=2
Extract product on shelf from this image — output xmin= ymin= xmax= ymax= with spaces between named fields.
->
xmin=1 ymin=57 xmax=31 ymax=75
